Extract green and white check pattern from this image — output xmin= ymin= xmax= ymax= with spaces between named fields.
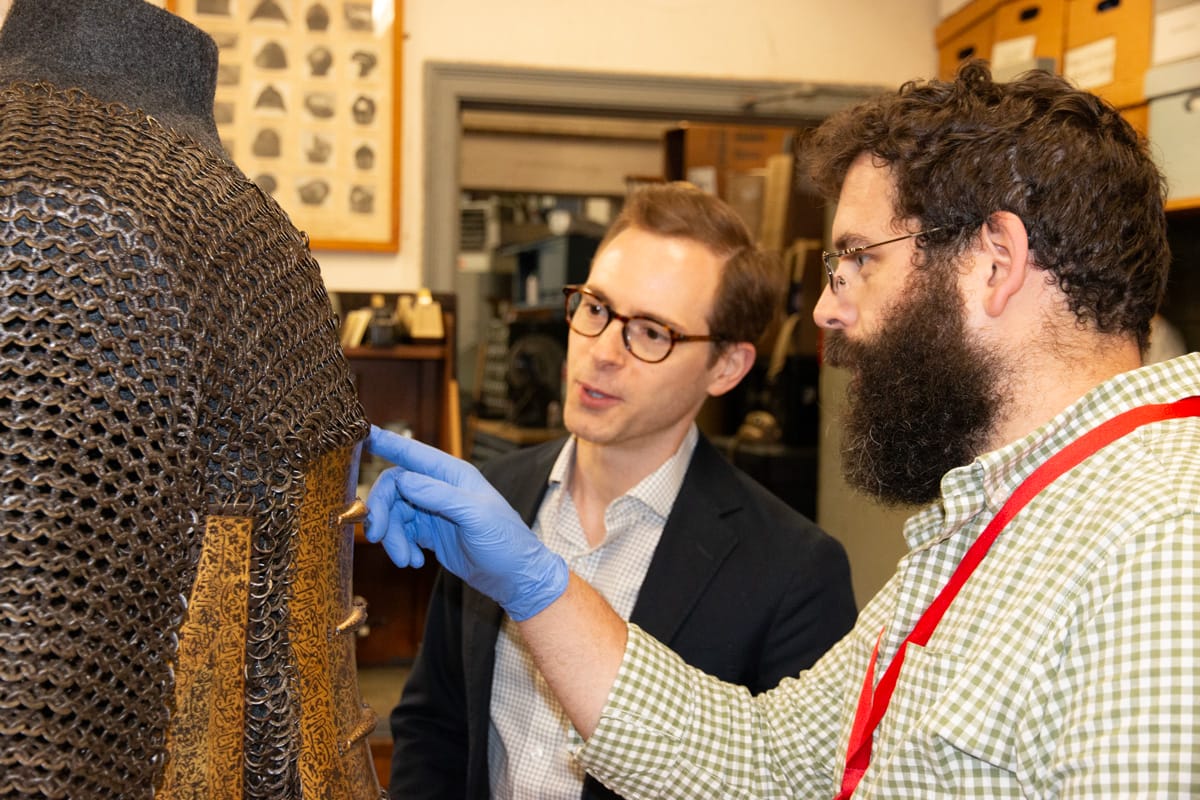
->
xmin=575 ymin=354 xmax=1200 ymax=798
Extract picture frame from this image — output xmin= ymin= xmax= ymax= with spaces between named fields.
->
xmin=168 ymin=0 xmax=401 ymax=252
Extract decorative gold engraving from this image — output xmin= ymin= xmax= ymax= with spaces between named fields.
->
xmin=293 ymin=444 xmax=381 ymax=797
xmin=160 ymin=515 xmax=252 ymax=799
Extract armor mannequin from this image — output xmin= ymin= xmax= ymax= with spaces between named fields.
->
xmin=0 ymin=1 xmax=380 ymax=797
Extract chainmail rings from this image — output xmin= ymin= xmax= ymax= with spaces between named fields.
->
xmin=1 ymin=82 xmax=372 ymax=799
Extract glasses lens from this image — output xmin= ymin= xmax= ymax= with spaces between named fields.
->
xmin=822 ymin=254 xmax=839 ymax=292
xmin=567 ymin=291 xmax=608 ymax=336
xmin=625 ymin=318 xmax=672 ymax=362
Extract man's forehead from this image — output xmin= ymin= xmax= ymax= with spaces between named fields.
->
xmin=585 ymin=229 xmax=719 ymax=324
xmin=832 ymin=156 xmax=901 ymax=240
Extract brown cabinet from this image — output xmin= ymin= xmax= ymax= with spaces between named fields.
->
xmin=342 ymin=299 xmax=458 ymax=789
xmin=343 ymin=302 xmax=456 ymax=667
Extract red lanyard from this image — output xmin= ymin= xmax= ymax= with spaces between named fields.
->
xmin=835 ymin=396 xmax=1200 ymax=800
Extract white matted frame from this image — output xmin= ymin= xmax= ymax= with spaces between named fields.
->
xmin=169 ymin=0 xmax=401 ymax=252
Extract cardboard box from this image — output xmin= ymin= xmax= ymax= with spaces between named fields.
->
xmin=992 ymin=55 xmax=1059 ymax=81
xmin=1152 ymin=0 xmax=1200 ymax=64
xmin=1144 ymin=56 xmax=1200 ymax=200
xmin=992 ymin=0 xmax=1067 ymax=73
xmin=1064 ymin=0 xmax=1153 ymax=108
xmin=937 ymin=6 xmax=998 ymax=79
xmin=663 ymin=124 xmax=793 ymax=200
xmin=1120 ymin=101 xmax=1150 ymax=136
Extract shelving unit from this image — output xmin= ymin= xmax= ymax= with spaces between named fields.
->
xmin=340 ymin=297 xmax=458 ymax=788
xmin=1163 ymin=206 xmax=1200 ymax=352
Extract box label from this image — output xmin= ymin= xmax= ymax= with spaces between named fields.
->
xmin=1065 ymin=36 xmax=1118 ymax=89
xmin=686 ymin=166 xmax=718 ymax=196
xmin=993 ymin=35 xmax=1038 ymax=70
xmin=1154 ymin=3 xmax=1200 ymax=65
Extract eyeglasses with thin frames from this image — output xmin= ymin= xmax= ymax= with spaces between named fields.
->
xmin=562 ymin=286 xmax=721 ymax=364
xmin=822 ymin=228 xmax=944 ymax=294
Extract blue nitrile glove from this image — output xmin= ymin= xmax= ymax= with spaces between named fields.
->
xmin=364 ymin=425 xmax=569 ymax=621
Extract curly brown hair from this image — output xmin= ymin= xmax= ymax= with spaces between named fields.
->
xmin=601 ymin=181 xmax=783 ymax=352
xmin=806 ymin=60 xmax=1169 ymax=347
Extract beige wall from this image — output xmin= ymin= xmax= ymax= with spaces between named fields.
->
xmin=817 ymin=368 xmax=915 ymax=606
xmin=316 ymin=0 xmax=941 ymax=293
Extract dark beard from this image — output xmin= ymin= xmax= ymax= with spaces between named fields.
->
xmin=822 ymin=266 xmax=1005 ymax=507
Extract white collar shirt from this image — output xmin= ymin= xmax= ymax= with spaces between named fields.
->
xmin=488 ymin=425 xmax=699 ymax=800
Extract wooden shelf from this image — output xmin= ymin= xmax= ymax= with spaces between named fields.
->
xmin=1166 ymin=197 xmax=1200 ymax=217
xmin=343 ymin=343 xmax=447 ymax=361
xmin=342 ymin=310 xmax=457 ymax=451
xmin=469 ymin=416 xmax=564 ymax=446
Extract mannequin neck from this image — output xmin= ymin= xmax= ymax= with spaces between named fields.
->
xmin=0 ymin=0 xmax=222 ymax=152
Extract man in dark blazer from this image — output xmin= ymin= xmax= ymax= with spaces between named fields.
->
xmin=387 ymin=183 xmax=857 ymax=799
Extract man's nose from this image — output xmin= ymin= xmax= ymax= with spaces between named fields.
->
xmin=590 ymin=319 xmax=629 ymax=362
xmin=813 ymin=284 xmax=853 ymax=330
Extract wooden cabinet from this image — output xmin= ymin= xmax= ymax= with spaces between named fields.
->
xmin=343 ymin=303 xmax=457 ymax=667
xmin=341 ymin=298 xmax=458 ymax=789
xmin=345 ymin=342 xmax=453 ymax=452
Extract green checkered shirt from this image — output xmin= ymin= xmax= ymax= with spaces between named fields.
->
xmin=576 ymin=353 xmax=1200 ymax=798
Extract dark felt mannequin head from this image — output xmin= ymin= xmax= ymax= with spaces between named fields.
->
xmin=0 ymin=0 xmax=222 ymax=152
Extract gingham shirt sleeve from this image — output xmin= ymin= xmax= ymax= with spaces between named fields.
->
xmin=575 ymin=619 xmax=868 ymax=799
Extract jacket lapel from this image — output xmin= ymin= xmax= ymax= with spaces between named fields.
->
xmin=628 ymin=436 xmax=742 ymax=643
xmin=462 ymin=440 xmax=562 ymax=743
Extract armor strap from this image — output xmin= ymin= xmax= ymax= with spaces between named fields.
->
xmin=160 ymin=444 xmax=380 ymax=799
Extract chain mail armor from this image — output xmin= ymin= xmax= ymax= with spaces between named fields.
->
xmin=0 ymin=77 xmax=378 ymax=798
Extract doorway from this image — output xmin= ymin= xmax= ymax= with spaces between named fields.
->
xmin=422 ymin=61 xmax=884 ymax=400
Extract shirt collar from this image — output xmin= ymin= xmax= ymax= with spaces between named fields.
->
xmin=906 ymin=352 xmax=1200 ymax=551
xmin=547 ymin=424 xmax=700 ymax=520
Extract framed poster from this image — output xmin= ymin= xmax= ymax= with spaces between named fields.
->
xmin=169 ymin=0 xmax=401 ymax=251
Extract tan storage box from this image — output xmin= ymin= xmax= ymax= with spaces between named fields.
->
xmin=937 ymin=0 xmax=1001 ymax=78
xmin=1120 ymin=101 xmax=1150 ymax=135
xmin=663 ymin=124 xmax=792 ymax=200
xmin=1152 ymin=0 xmax=1200 ymax=65
xmin=1144 ymin=56 xmax=1200 ymax=201
xmin=992 ymin=0 xmax=1067 ymax=74
xmin=1064 ymin=0 xmax=1153 ymax=108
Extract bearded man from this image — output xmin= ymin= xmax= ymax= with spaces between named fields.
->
xmin=364 ymin=61 xmax=1200 ymax=798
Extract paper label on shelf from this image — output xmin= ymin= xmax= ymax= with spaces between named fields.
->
xmin=992 ymin=35 xmax=1037 ymax=71
xmin=1154 ymin=3 xmax=1200 ymax=65
xmin=1064 ymin=36 xmax=1117 ymax=90
xmin=524 ymin=273 xmax=539 ymax=306
xmin=686 ymin=165 xmax=718 ymax=195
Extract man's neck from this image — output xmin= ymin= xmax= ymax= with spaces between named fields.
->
xmin=568 ymin=432 xmax=687 ymax=547
xmin=986 ymin=332 xmax=1143 ymax=453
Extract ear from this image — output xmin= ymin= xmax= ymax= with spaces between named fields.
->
xmin=977 ymin=211 xmax=1032 ymax=318
xmin=706 ymin=342 xmax=756 ymax=397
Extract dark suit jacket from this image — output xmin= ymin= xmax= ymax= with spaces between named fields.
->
xmin=388 ymin=434 xmax=856 ymax=799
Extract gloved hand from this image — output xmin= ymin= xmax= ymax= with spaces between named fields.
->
xmin=364 ymin=425 xmax=569 ymax=621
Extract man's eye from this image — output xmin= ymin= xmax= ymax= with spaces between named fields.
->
xmin=853 ymin=252 xmax=871 ymax=269
xmin=640 ymin=324 xmax=668 ymax=342
xmin=585 ymin=302 xmax=606 ymax=317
